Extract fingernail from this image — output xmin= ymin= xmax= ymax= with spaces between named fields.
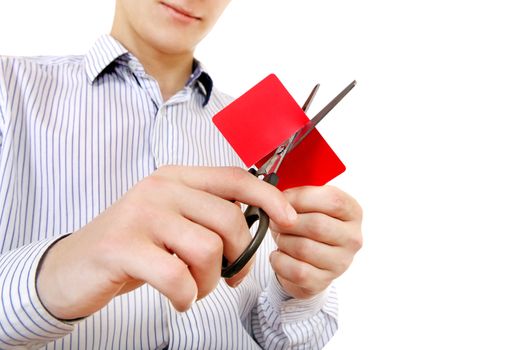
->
xmin=286 ymin=204 xmax=297 ymax=223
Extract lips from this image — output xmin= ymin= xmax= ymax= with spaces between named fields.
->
xmin=160 ymin=2 xmax=201 ymax=21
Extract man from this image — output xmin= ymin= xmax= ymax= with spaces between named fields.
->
xmin=0 ymin=0 xmax=363 ymax=348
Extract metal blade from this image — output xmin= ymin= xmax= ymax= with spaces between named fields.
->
xmin=255 ymin=83 xmax=321 ymax=176
xmin=301 ymin=83 xmax=320 ymax=112
xmin=256 ymin=80 xmax=355 ymax=176
xmin=288 ymin=80 xmax=356 ymax=152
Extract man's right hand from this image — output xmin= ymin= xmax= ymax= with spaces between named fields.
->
xmin=36 ymin=166 xmax=297 ymax=320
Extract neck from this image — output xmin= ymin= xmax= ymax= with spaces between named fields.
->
xmin=110 ymin=30 xmax=194 ymax=102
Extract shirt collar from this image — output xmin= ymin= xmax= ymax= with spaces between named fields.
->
xmin=84 ymin=34 xmax=214 ymax=106
xmin=84 ymin=34 xmax=128 ymax=84
xmin=186 ymin=60 xmax=214 ymax=106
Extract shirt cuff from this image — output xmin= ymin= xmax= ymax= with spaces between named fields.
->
xmin=0 ymin=234 xmax=75 ymax=346
xmin=266 ymin=272 xmax=329 ymax=323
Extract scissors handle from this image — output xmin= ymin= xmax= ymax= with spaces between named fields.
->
xmin=221 ymin=170 xmax=279 ymax=278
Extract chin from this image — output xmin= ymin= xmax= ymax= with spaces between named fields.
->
xmin=147 ymin=31 xmax=199 ymax=55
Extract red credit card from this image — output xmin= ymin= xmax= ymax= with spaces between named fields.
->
xmin=213 ymin=74 xmax=346 ymax=191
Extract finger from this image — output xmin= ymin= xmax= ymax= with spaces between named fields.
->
xmin=274 ymin=274 xmax=322 ymax=300
xmin=154 ymin=215 xmax=223 ymax=299
xmin=124 ymin=244 xmax=197 ymax=312
xmin=275 ymin=233 xmax=351 ymax=275
xmin=270 ymin=212 xmax=362 ymax=249
xmin=269 ymin=250 xmax=332 ymax=294
xmin=223 ymin=254 xmax=256 ymax=288
xmin=171 ymin=187 xmax=252 ymax=266
xmin=158 ymin=166 xmax=298 ymax=226
xmin=283 ymin=186 xmax=362 ymax=222
xmin=154 ymin=187 xmax=254 ymax=287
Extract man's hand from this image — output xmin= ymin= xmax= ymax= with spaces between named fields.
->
xmin=269 ymin=186 xmax=363 ymax=299
xmin=36 ymin=166 xmax=297 ymax=320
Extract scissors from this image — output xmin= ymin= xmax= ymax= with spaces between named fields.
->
xmin=221 ymin=80 xmax=357 ymax=278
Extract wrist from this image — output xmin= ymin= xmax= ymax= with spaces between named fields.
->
xmin=36 ymin=233 xmax=93 ymax=320
xmin=276 ymin=273 xmax=327 ymax=300
xmin=36 ymin=234 xmax=71 ymax=318
xmin=266 ymin=272 xmax=330 ymax=323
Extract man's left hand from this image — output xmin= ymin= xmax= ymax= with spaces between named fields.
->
xmin=269 ymin=186 xmax=363 ymax=299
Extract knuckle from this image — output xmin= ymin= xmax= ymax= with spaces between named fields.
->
xmin=352 ymin=200 xmax=364 ymax=221
xmin=225 ymin=166 xmax=249 ymax=184
xmin=220 ymin=167 xmax=251 ymax=198
xmin=307 ymin=214 xmax=326 ymax=240
xmin=159 ymin=262 xmax=187 ymax=286
xmin=293 ymin=238 xmax=313 ymax=261
xmin=138 ymin=172 xmax=168 ymax=193
xmin=342 ymin=224 xmax=363 ymax=251
xmin=268 ymin=186 xmax=287 ymax=206
xmin=194 ymin=234 xmax=223 ymax=265
xmin=352 ymin=231 xmax=364 ymax=250
xmin=119 ymin=190 xmax=164 ymax=226
xmin=115 ymin=199 xmax=143 ymax=224
xmin=290 ymin=264 xmax=310 ymax=285
xmin=325 ymin=186 xmax=350 ymax=217
xmin=335 ymin=254 xmax=353 ymax=275
xmin=324 ymin=186 xmax=363 ymax=221
xmin=160 ymin=265 xmax=197 ymax=310
xmin=221 ymin=203 xmax=247 ymax=234
xmin=314 ymin=276 xmax=331 ymax=292
xmin=338 ymin=228 xmax=363 ymax=254
xmin=140 ymin=166 xmax=185 ymax=193
xmin=156 ymin=164 xmax=180 ymax=177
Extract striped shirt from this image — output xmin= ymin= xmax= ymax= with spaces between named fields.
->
xmin=0 ymin=35 xmax=338 ymax=350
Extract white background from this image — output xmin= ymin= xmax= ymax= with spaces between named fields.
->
xmin=2 ymin=1 xmax=525 ymax=349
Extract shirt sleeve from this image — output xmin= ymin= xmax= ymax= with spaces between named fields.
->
xmin=252 ymin=273 xmax=338 ymax=349
xmin=0 ymin=235 xmax=76 ymax=349
xmin=249 ymin=231 xmax=339 ymax=349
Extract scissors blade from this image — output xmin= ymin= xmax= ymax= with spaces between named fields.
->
xmin=288 ymin=80 xmax=356 ymax=153
xmin=255 ymin=83 xmax=322 ymax=176
xmin=301 ymin=83 xmax=320 ymax=113
xmin=257 ymin=80 xmax=355 ymax=176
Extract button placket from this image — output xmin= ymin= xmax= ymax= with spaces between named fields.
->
xmin=152 ymin=105 xmax=167 ymax=168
